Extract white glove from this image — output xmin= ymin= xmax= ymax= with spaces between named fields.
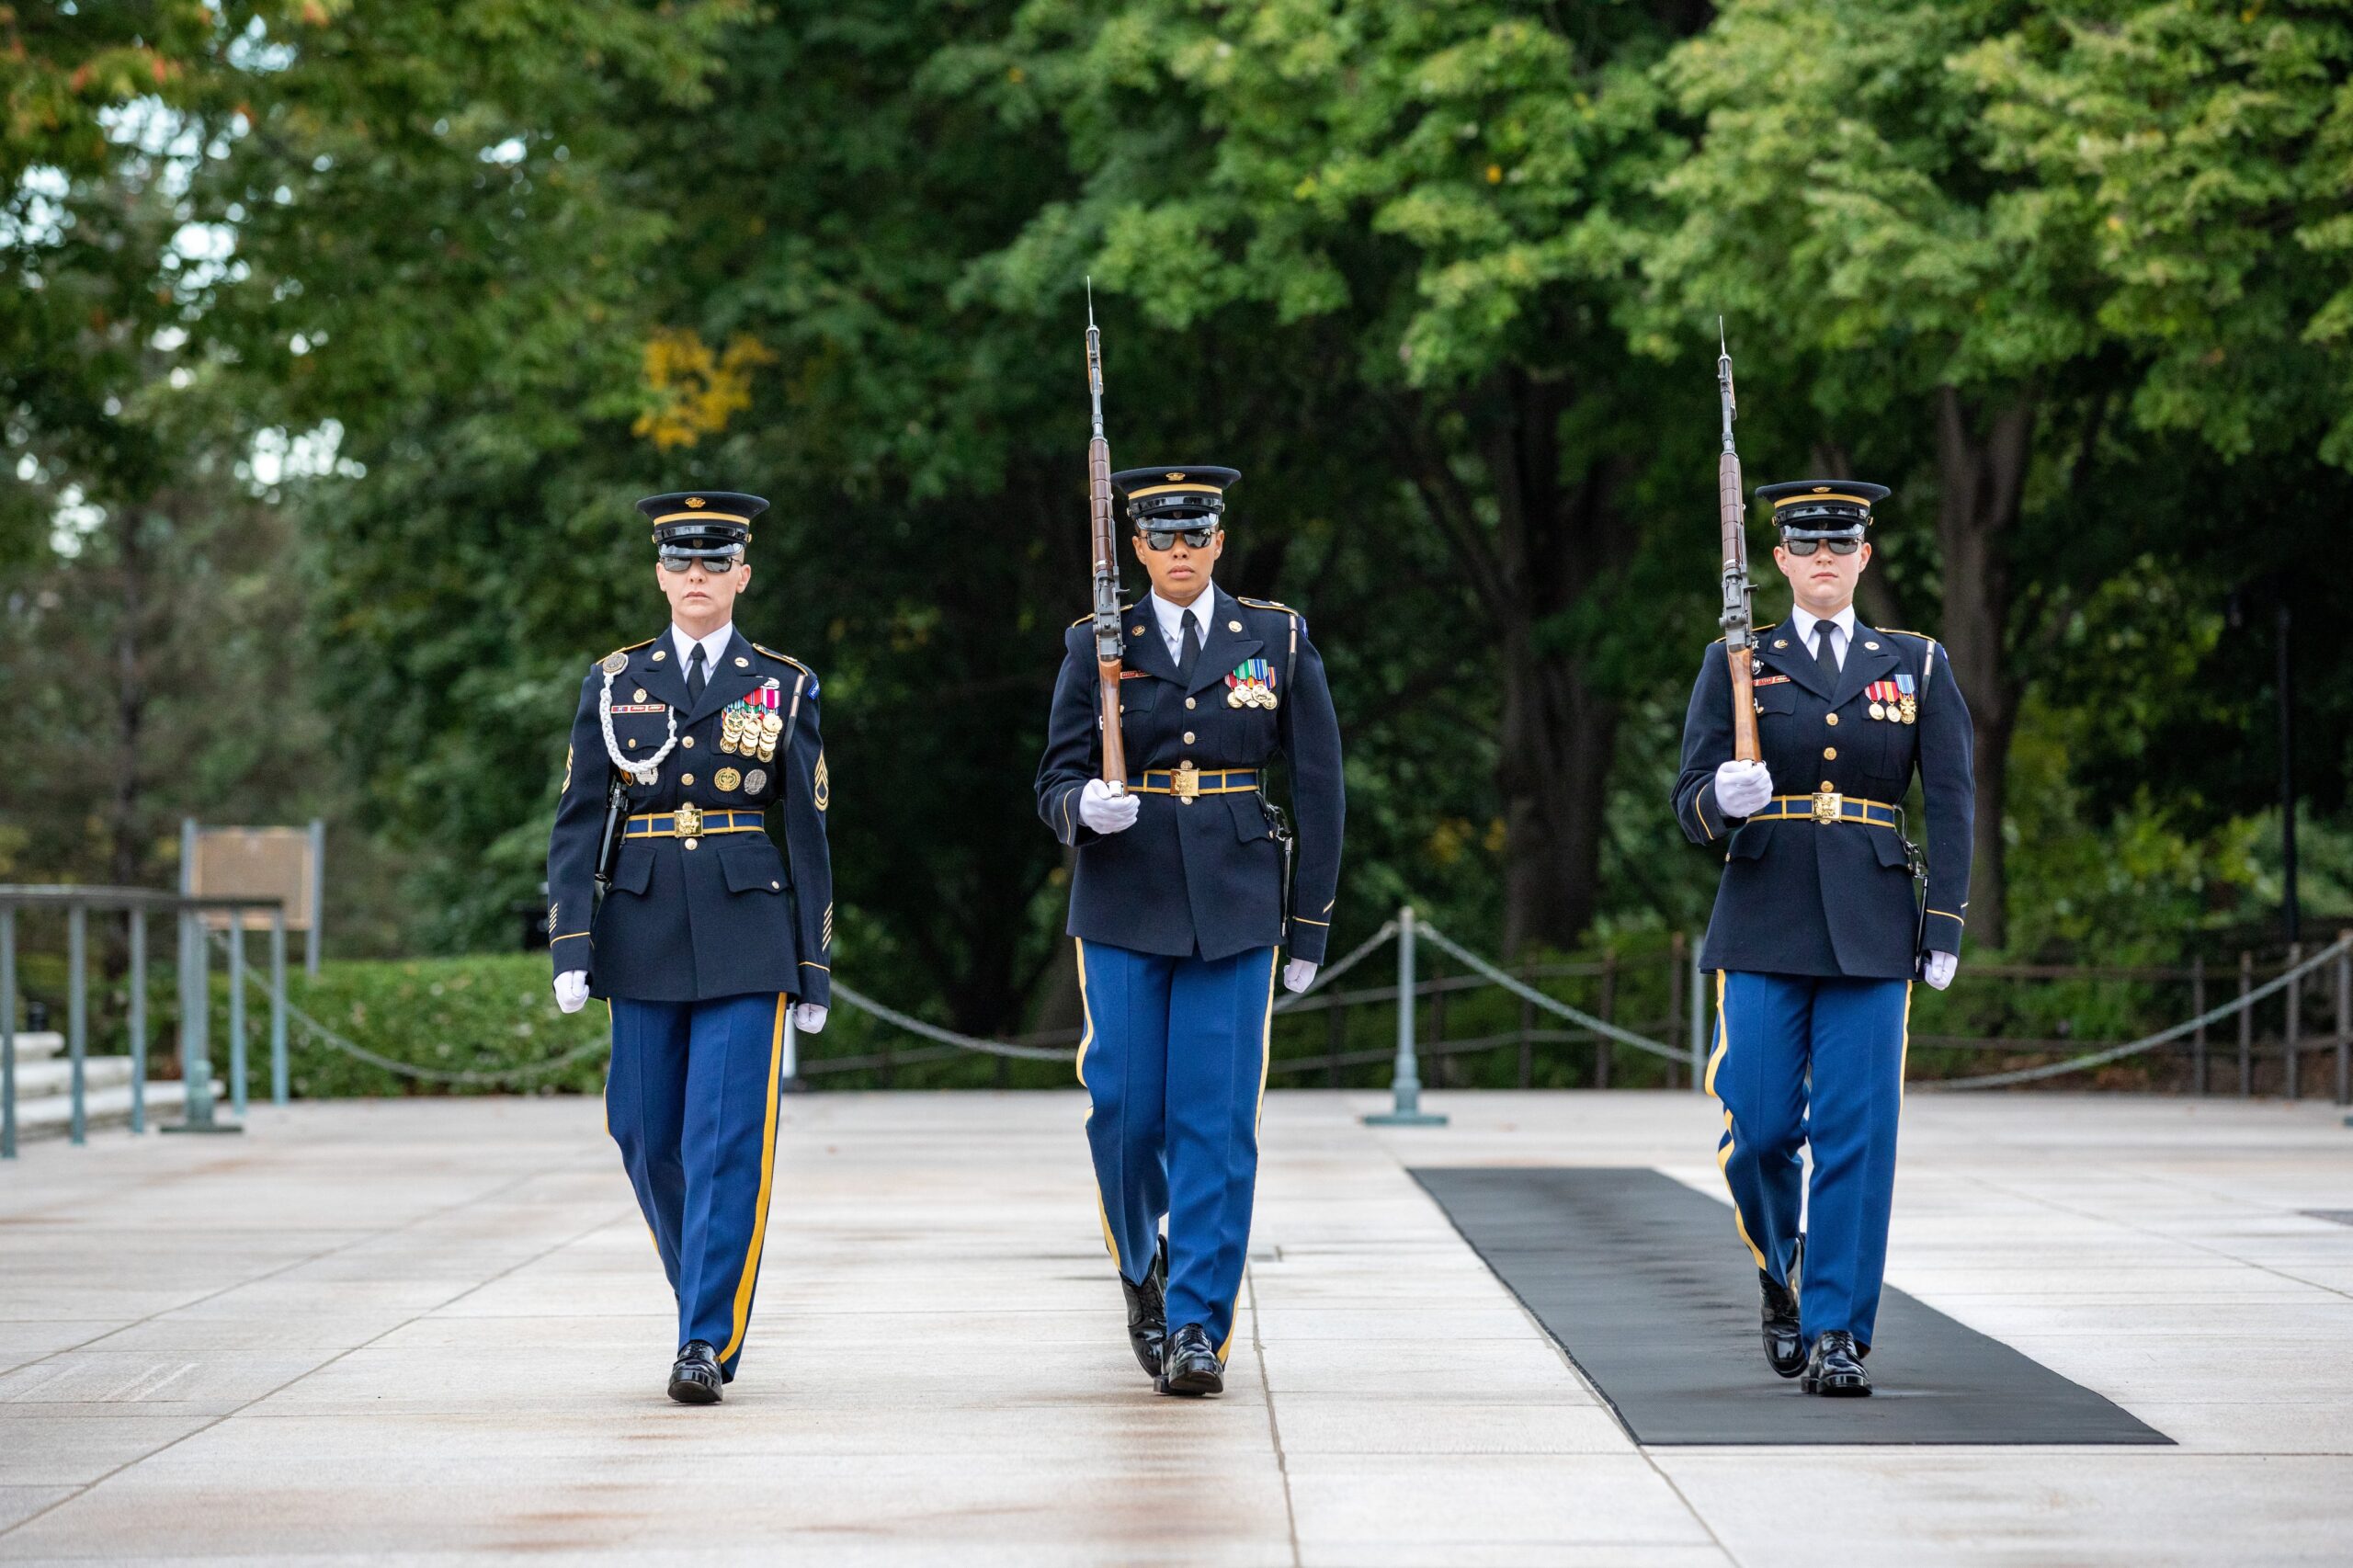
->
xmin=553 ymin=971 xmax=590 ymax=1014
xmin=1079 ymin=778 xmax=1141 ymax=834
xmin=1713 ymin=759 xmax=1775 ymax=819
xmin=791 ymin=1003 xmax=828 ymax=1034
xmin=1283 ymin=959 xmax=1318 ymax=994
xmin=1923 ymin=951 xmax=1958 ymax=991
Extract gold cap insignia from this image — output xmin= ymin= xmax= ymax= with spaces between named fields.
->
xmin=1165 ymin=472 xmax=1186 ymax=482
xmin=685 ymin=496 xmax=707 ymax=508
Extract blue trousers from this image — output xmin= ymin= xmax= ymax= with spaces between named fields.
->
xmin=607 ymin=992 xmax=788 ymax=1379
xmin=1075 ymin=939 xmax=1279 ymax=1360
xmin=1708 ymin=971 xmax=1912 ymax=1350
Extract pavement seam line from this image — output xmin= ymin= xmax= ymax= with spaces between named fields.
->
xmin=1245 ymin=1266 xmax=1303 ymax=1568
xmin=1961 ymin=1167 xmax=2353 ymax=1305
xmin=0 ymin=1162 xmax=618 ymax=1544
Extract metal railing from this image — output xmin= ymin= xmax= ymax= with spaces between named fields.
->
xmin=0 ymin=885 xmax=290 ymax=1158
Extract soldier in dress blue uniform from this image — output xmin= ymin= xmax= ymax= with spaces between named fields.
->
xmin=546 ymin=491 xmax=834 ymax=1404
xmin=1036 ymin=466 xmax=1346 ymax=1397
xmin=1673 ymin=481 xmax=1973 ymax=1397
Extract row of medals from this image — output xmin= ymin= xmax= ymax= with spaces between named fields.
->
xmin=1870 ymin=696 xmax=1917 ymax=725
xmin=721 ymin=705 xmax=784 ymax=761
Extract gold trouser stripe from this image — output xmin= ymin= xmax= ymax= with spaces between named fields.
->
xmin=1074 ymin=938 xmax=1121 ymax=1265
xmin=1710 ymin=971 xmax=1769 ymax=1271
xmin=1220 ymin=947 xmax=1281 ymax=1367
xmin=1900 ymin=980 xmax=1914 ymax=1104
xmin=720 ymin=994 xmax=788 ymax=1363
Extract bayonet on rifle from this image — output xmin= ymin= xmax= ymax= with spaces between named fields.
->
xmin=1086 ymin=281 xmax=1129 ymax=787
xmin=1718 ymin=320 xmax=1760 ymax=763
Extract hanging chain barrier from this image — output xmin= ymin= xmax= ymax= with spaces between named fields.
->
xmin=219 ymin=920 xmax=2352 ymax=1096
xmin=1412 ymin=919 xmax=1686 ymax=1064
xmin=1920 ymin=933 xmax=2353 ymax=1092
xmin=830 ymin=918 xmax=1403 ymax=1063
xmin=222 ymin=937 xmax=610 ymax=1087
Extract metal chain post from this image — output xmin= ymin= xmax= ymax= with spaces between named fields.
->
xmin=1365 ymin=906 xmax=1444 ymax=1127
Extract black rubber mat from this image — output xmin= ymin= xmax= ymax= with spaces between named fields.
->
xmin=1414 ymin=1166 xmax=2170 ymax=1446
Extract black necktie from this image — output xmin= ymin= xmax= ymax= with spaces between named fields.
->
xmin=687 ymin=642 xmax=708 ymax=703
xmin=1813 ymin=621 xmax=1838 ymax=681
xmin=1176 ymin=614 xmax=1201 ymax=681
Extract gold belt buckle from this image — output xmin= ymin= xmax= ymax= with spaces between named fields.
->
xmin=1812 ymin=790 xmax=1842 ymax=824
xmin=675 ymin=803 xmax=704 ymax=838
xmin=1174 ymin=762 xmax=1201 ymax=804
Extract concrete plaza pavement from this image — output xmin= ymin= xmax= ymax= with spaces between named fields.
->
xmin=3 ymin=1088 xmax=2352 ymax=1565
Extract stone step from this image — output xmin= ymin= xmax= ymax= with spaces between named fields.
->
xmin=11 ymin=1056 xmax=137 ymax=1097
xmin=5 ymin=1031 xmax=64 ymax=1062
xmin=14 ymin=1077 xmax=226 ymax=1142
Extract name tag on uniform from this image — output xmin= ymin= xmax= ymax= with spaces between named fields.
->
xmin=610 ymin=702 xmax=667 ymax=713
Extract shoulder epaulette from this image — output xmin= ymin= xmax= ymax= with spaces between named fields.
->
xmin=751 ymin=642 xmax=815 ymax=680
xmin=1237 ymin=597 xmax=1300 ymax=618
xmin=594 ymin=636 xmax=655 ymax=671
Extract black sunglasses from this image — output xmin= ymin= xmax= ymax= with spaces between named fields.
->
xmin=659 ymin=546 xmax=745 ymax=574
xmin=1782 ymin=537 xmax=1861 ymax=557
xmin=1140 ymin=525 xmax=1219 ymax=551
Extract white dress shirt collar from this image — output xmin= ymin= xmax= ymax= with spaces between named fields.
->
xmin=1148 ymin=586 xmax=1216 ymax=658
xmin=1790 ymin=604 xmax=1856 ymax=668
xmin=670 ymin=620 xmax=734 ymax=677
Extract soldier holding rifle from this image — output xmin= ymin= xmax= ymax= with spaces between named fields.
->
xmin=546 ymin=492 xmax=833 ymax=1405
xmin=1674 ymin=337 xmax=1974 ymax=1397
xmin=1036 ymin=298 xmax=1346 ymax=1397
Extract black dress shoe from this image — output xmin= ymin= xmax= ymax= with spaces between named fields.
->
xmin=667 ymin=1340 xmax=723 ymax=1404
xmin=1155 ymin=1323 xmax=1223 ymax=1397
xmin=1801 ymin=1330 xmax=1870 ymax=1397
xmin=1120 ymin=1236 xmax=1170 ymax=1380
xmin=1760 ymin=1238 xmax=1803 ymax=1379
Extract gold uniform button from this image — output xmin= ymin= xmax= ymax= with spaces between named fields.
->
xmin=633 ymin=688 xmax=647 ymax=702
xmin=1821 ymin=781 xmax=1835 ymax=792
xmin=1183 ymin=731 xmax=1196 ymax=744
xmin=681 ymin=774 xmax=695 ymax=786
xmin=735 ymin=655 xmax=750 ymax=667
xmin=683 ymin=837 xmax=699 ymax=850
xmin=1185 ymin=698 xmax=1197 ymax=710
xmin=770 ymin=880 xmax=779 ymax=890
xmin=1228 ymin=619 xmax=1242 ymax=632
xmin=1824 ymin=746 xmax=1837 ymax=760
xmin=1825 ymin=713 xmax=1838 ymax=726
xmin=682 ymin=735 xmax=695 ymax=748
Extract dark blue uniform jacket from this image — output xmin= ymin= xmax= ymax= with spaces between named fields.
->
xmin=1036 ymin=586 xmax=1345 ymax=964
xmin=547 ymin=628 xmax=833 ymax=1006
xmin=1674 ymin=621 xmax=1973 ymax=981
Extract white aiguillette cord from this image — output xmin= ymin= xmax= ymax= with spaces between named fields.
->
xmin=599 ymin=663 xmax=678 ymax=787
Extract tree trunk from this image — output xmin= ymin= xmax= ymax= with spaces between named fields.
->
xmin=1932 ymin=387 xmax=2034 ymax=954
xmin=109 ymin=497 xmax=151 ymax=889
xmin=1393 ymin=370 xmax=1634 ymax=956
